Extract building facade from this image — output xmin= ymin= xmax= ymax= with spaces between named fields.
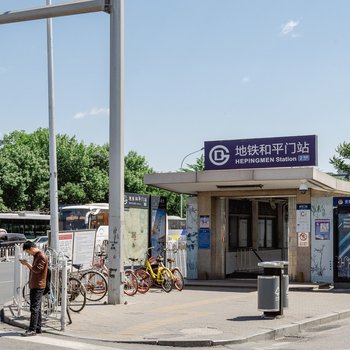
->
xmin=145 ymin=136 xmax=350 ymax=285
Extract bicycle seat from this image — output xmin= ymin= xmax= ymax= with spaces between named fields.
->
xmin=129 ymin=258 xmax=138 ymax=262
xmin=149 ymin=256 xmax=157 ymax=264
xmin=156 ymin=257 xmax=164 ymax=263
xmin=167 ymin=258 xmax=175 ymax=263
xmin=72 ymin=263 xmax=83 ymax=270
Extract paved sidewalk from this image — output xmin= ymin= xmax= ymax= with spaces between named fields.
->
xmin=3 ymin=281 xmax=350 ymax=347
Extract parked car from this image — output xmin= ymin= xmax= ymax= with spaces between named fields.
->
xmin=33 ymin=235 xmax=48 ymax=249
xmin=0 ymin=230 xmax=26 ymax=247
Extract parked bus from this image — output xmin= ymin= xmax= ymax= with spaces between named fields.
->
xmin=59 ymin=196 xmax=167 ymax=260
xmin=59 ymin=203 xmax=109 ymax=231
xmin=167 ymin=215 xmax=186 ymax=241
xmin=0 ymin=212 xmax=50 ymax=239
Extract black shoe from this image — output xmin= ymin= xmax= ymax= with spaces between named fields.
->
xmin=36 ymin=329 xmax=42 ymax=334
xmin=21 ymin=330 xmax=36 ymax=337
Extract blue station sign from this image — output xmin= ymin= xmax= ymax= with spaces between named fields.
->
xmin=204 ymin=135 xmax=318 ymax=170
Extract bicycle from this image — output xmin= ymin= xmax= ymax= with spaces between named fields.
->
xmin=123 ymin=258 xmax=139 ymax=296
xmin=166 ymin=258 xmax=184 ymax=291
xmin=22 ymin=263 xmax=85 ymax=315
xmin=136 ymin=247 xmax=173 ymax=293
xmin=71 ymin=263 xmax=108 ymax=302
xmin=94 ymin=255 xmax=145 ymax=296
xmin=128 ymin=257 xmax=151 ymax=294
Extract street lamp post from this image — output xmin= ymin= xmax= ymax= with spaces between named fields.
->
xmin=179 ymin=147 xmax=204 ymax=218
xmin=46 ymin=0 xmax=59 ymax=251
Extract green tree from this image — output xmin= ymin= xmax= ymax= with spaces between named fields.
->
xmin=181 ymin=154 xmax=204 ymax=172
xmin=330 ymin=142 xmax=350 ymax=177
xmin=124 ymin=151 xmax=154 ymax=194
xmin=0 ymin=129 xmax=110 ymax=210
xmin=0 ymin=130 xmax=50 ymax=210
xmin=124 ymin=151 xmax=181 ymax=215
xmin=0 ymin=129 xmax=182 ymax=215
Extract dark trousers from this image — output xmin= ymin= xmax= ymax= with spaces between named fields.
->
xmin=29 ymin=288 xmax=44 ymax=331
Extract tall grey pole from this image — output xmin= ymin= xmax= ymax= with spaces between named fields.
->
xmin=108 ymin=0 xmax=124 ymax=305
xmin=47 ymin=0 xmax=59 ymax=251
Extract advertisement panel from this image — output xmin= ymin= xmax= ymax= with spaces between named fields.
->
xmin=150 ymin=196 xmax=167 ymax=257
xmin=123 ymin=193 xmax=150 ymax=266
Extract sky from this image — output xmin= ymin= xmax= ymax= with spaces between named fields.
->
xmin=1 ymin=1 xmax=350 ymax=174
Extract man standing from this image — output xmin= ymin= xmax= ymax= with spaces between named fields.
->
xmin=20 ymin=240 xmax=48 ymax=336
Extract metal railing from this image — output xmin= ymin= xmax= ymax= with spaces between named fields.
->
xmin=13 ymin=245 xmax=68 ymax=330
xmin=0 ymin=245 xmax=16 ymax=261
xmin=166 ymin=240 xmax=187 ymax=278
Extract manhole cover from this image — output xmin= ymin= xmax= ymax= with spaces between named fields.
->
xmin=180 ymin=327 xmax=223 ymax=336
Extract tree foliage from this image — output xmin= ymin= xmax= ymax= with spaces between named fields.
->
xmin=0 ymin=129 xmax=181 ymax=215
xmin=330 ymin=142 xmax=350 ymax=176
xmin=181 ymin=154 xmax=204 ymax=172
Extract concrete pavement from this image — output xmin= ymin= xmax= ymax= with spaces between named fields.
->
xmin=3 ymin=280 xmax=350 ymax=347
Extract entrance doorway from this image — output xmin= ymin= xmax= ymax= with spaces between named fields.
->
xmin=226 ymin=198 xmax=288 ymax=277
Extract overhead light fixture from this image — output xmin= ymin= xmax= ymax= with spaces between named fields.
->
xmin=216 ymin=184 xmax=263 ymax=189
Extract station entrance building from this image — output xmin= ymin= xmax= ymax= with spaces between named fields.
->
xmin=145 ymin=135 xmax=350 ymax=284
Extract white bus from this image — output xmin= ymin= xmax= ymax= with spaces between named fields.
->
xmin=0 ymin=212 xmax=50 ymax=239
xmin=59 ymin=203 xmax=109 ymax=231
xmin=167 ymin=215 xmax=186 ymax=241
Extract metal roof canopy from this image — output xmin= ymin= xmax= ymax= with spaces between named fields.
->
xmin=144 ymin=167 xmax=350 ymax=195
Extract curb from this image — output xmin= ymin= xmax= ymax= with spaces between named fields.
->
xmin=3 ymin=302 xmax=350 ymax=348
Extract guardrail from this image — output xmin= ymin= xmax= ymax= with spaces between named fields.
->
xmin=0 ymin=246 xmax=16 ymax=261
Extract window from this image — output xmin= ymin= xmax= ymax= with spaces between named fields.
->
xmin=229 ymin=215 xmax=251 ymax=250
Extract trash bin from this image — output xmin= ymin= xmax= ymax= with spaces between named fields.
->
xmin=257 ymin=261 xmax=288 ymax=317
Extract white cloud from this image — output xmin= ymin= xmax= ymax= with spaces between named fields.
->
xmin=73 ymin=107 xmax=109 ymax=119
xmin=281 ymin=20 xmax=300 ymax=36
xmin=242 ymin=76 xmax=251 ymax=84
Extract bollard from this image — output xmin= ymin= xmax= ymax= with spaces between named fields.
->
xmin=61 ymin=258 xmax=67 ymax=331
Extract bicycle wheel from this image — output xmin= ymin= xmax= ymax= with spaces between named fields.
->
xmin=67 ymin=277 xmax=86 ymax=313
xmin=134 ymin=268 xmax=151 ymax=293
xmin=172 ymin=268 xmax=184 ymax=291
xmin=80 ymin=270 xmax=108 ymax=302
xmin=124 ymin=270 xmax=138 ymax=296
xmin=160 ymin=268 xmax=173 ymax=293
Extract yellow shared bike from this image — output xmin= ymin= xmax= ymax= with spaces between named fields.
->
xmin=136 ymin=247 xmax=173 ymax=293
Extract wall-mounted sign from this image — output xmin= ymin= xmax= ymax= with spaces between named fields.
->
xmin=124 ymin=193 xmax=149 ymax=208
xmin=204 ymin=135 xmax=317 ymax=170
xmin=296 ymin=203 xmax=311 ymax=233
xmin=199 ymin=215 xmax=210 ymax=229
xmin=198 ymin=228 xmax=210 ymax=249
xmin=333 ymin=197 xmax=350 ymax=207
xmin=315 ymin=219 xmax=330 ymax=240
xmin=298 ymin=232 xmax=309 ymax=247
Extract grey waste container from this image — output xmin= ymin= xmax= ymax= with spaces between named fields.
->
xmin=257 ymin=261 xmax=288 ymax=317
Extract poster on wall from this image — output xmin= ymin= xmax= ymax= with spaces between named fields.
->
xmin=198 ymin=228 xmax=210 ymax=249
xmin=310 ymin=197 xmax=333 ymax=284
xmin=199 ymin=215 xmax=209 ymax=229
xmin=124 ymin=193 xmax=150 ymax=266
xmin=150 ymin=196 xmax=167 ymax=257
xmin=296 ymin=204 xmax=311 ymax=233
xmin=72 ymin=230 xmax=96 ymax=269
xmin=315 ymin=219 xmax=330 ymax=240
xmin=298 ymin=232 xmax=309 ymax=247
xmin=58 ymin=232 xmax=73 ymax=259
xmin=186 ymin=196 xmax=198 ymax=279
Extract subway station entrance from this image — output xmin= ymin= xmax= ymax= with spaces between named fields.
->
xmin=146 ymin=166 xmax=350 ymax=283
xmin=145 ymin=136 xmax=350 ymax=283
